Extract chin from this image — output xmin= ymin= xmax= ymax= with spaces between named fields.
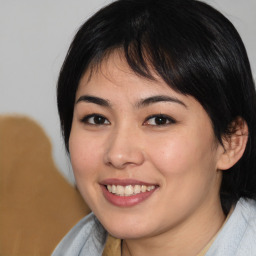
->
xmin=99 ymin=215 xmax=155 ymax=240
xmin=107 ymin=227 xmax=149 ymax=240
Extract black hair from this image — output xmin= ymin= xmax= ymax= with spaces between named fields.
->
xmin=57 ymin=0 xmax=256 ymax=213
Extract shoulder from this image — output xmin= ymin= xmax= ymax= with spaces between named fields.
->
xmin=52 ymin=212 xmax=107 ymax=256
xmin=206 ymin=198 xmax=256 ymax=256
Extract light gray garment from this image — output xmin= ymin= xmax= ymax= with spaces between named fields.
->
xmin=52 ymin=213 xmax=107 ymax=256
xmin=52 ymin=198 xmax=256 ymax=256
xmin=205 ymin=198 xmax=256 ymax=256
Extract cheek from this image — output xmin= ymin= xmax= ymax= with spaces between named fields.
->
xmin=69 ymin=131 xmax=105 ymax=209
xmin=147 ymin=132 xmax=219 ymax=216
xmin=69 ymin=130 xmax=103 ymax=180
xmin=147 ymin=128 xmax=218 ymax=183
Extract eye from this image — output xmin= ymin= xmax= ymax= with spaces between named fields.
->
xmin=81 ymin=114 xmax=110 ymax=125
xmin=144 ymin=114 xmax=176 ymax=126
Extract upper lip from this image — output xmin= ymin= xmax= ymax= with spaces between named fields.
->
xmin=100 ymin=178 xmax=158 ymax=186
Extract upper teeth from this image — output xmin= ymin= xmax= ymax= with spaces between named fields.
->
xmin=107 ymin=184 xmax=156 ymax=196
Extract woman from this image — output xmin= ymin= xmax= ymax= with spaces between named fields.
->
xmin=52 ymin=0 xmax=256 ymax=255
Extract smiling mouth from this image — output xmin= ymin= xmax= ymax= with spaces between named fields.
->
xmin=106 ymin=184 xmax=156 ymax=196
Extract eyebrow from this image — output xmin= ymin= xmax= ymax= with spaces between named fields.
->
xmin=136 ymin=95 xmax=187 ymax=108
xmin=76 ymin=95 xmax=111 ymax=107
xmin=76 ymin=94 xmax=187 ymax=108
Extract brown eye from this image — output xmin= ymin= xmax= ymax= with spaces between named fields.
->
xmin=154 ymin=116 xmax=168 ymax=125
xmin=92 ymin=116 xmax=107 ymax=124
xmin=81 ymin=114 xmax=110 ymax=125
xmin=144 ymin=114 xmax=176 ymax=126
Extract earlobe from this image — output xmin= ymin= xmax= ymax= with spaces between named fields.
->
xmin=217 ymin=117 xmax=248 ymax=170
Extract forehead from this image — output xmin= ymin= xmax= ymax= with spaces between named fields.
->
xmin=77 ymin=51 xmax=178 ymax=97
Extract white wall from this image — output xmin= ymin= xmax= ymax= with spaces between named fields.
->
xmin=207 ymin=0 xmax=256 ymax=78
xmin=1 ymin=0 xmax=255 ymax=184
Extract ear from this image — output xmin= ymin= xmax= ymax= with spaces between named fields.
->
xmin=217 ymin=117 xmax=248 ymax=170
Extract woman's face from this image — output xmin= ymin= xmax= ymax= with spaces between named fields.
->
xmin=69 ymin=52 xmax=224 ymax=239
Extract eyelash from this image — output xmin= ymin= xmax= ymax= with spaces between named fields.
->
xmin=80 ymin=114 xmax=176 ymax=126
xmin=143 ymin=114 xmax=176 ymax=126
xmin=80 ymin=114 xmax=110 ymax=125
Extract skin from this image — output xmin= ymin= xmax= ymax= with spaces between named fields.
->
xmin=69 ymin=52 xmax=227 ymax=256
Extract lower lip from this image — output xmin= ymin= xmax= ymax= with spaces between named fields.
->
xmin=101 ymin=185 xmax=157 ymax=207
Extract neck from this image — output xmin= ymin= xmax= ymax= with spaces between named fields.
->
xmin=122 ymin=198 xmax=225 ymax=256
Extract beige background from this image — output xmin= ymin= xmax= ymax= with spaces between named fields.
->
xmin=0 ymin=115 xmax=90 ymax=255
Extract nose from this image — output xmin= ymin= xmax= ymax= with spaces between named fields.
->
xmin=103 ymin=127 xmax=145 ymax=169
